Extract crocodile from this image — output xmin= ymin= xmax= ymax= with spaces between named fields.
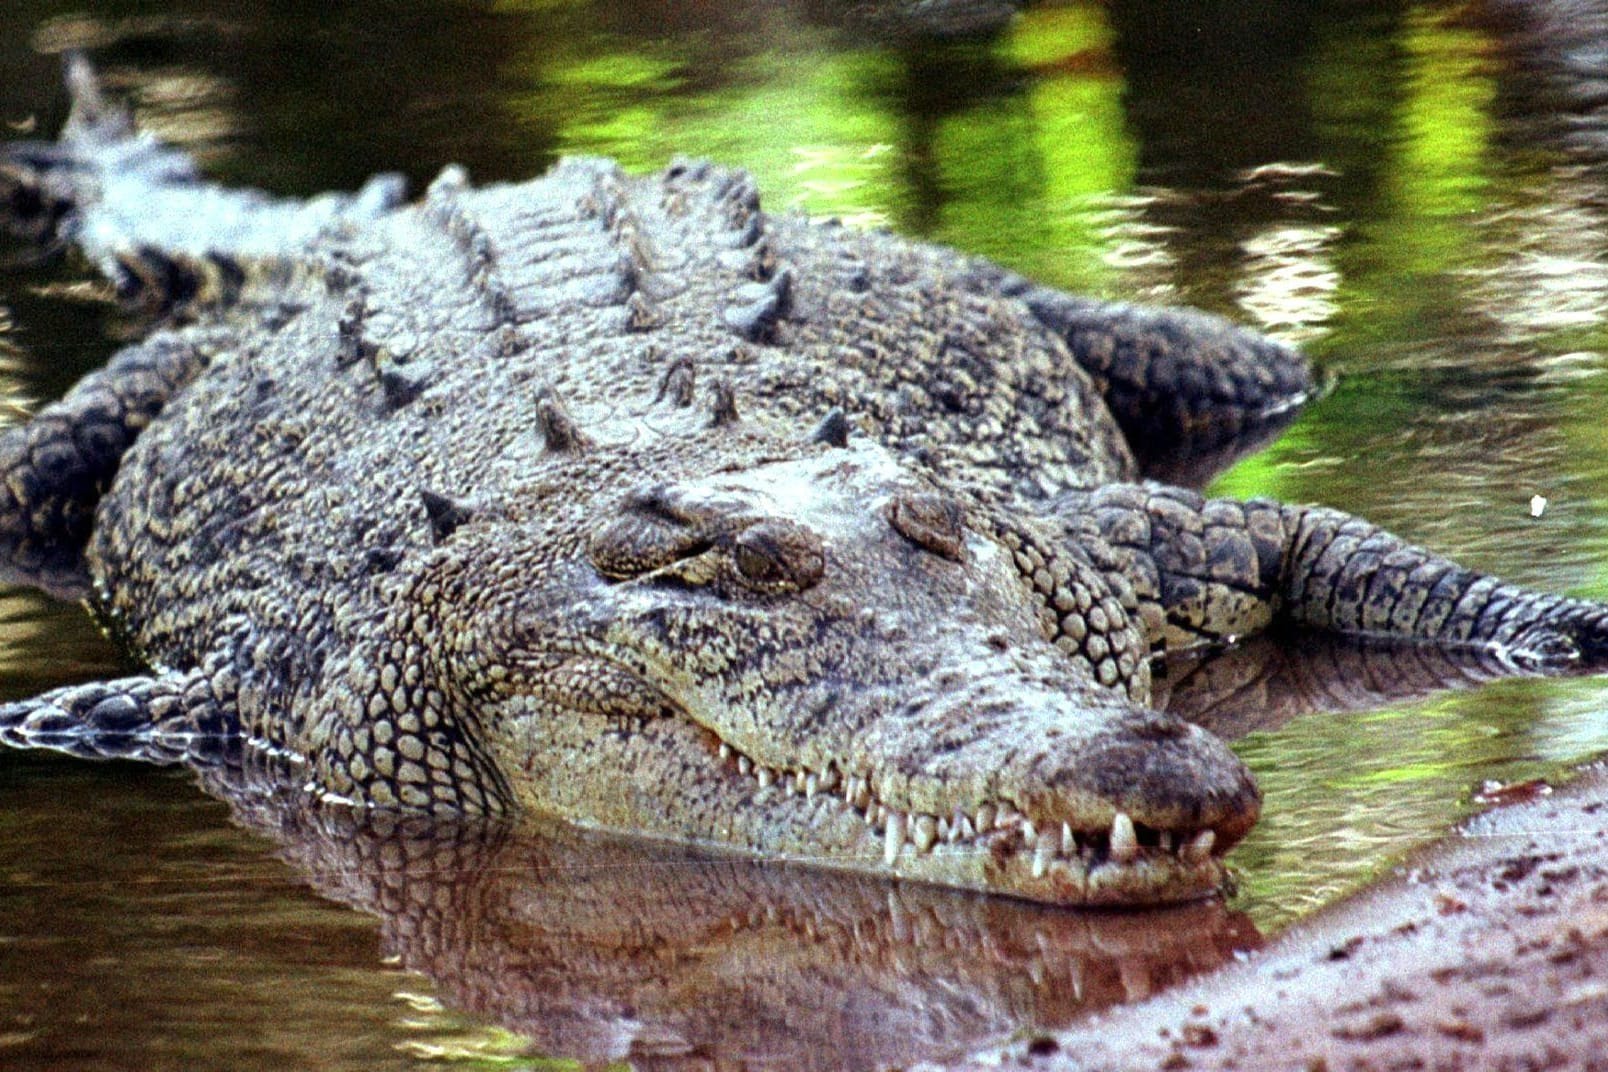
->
xmin=2 ymin=57 xmax=1607 ymax=907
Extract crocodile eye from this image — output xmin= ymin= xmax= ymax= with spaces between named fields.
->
xmin=731 ymin=522 xmax=824 ymax=593
xmin=887 ymin=491 xmax=967 ymax=561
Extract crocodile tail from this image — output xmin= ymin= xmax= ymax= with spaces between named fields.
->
xmin=2 ymin=53 xmax=407 ymax=307
xmin=0 ymin=662 xmax=238 ymax=768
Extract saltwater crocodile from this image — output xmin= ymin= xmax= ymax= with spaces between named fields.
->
xmin=2 ymin=59 xmax=1607 ymax=907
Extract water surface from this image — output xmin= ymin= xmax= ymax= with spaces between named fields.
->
xmin=3 ymin=1 xmax=1608 ymax=1068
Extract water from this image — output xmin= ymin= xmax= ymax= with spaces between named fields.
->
xmin=3 ymin=1 xmax=1608 ymax=1068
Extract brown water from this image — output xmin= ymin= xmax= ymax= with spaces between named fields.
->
xmin=3 ymin=1 xmax=1608 ymax=1069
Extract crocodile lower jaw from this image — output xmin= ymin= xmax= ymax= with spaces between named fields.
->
xmin=713 ymin=738 xmax=1232 ymax=906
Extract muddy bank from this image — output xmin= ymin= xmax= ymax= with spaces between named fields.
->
xmin=943 ymin=762 xmax=1608 ymax=1072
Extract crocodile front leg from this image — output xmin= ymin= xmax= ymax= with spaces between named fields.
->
xmin=1061 ymin=483 xmax=1608 ymax=668
xmin=0 ymin=654 xmax=240 ymax=767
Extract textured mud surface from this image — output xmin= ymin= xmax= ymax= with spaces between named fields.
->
xmin=957 ymin=763 xmax=1608 ymax=1071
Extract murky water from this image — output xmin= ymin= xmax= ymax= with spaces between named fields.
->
xmin=3 ymin=1 xmax=1608 ymax=1068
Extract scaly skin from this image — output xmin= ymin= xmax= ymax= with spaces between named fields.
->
xmin=1 ymin=59 xmax=1606 ymax=906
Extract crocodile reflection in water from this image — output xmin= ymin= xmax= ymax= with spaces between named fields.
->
xmin=238 ymin=778 xmax=1253 ymax=1071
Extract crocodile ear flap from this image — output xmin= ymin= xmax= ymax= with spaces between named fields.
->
xmin=810 ymin=407 xmax=851 ymax=449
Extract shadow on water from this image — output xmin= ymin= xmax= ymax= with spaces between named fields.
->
xmin=5 ymin=0 xmax=1608 ymax=1068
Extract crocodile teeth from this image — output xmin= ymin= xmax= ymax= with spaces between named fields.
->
xmin=757 ymin=767 xmax=775 ymax=789
xmin=1021 ymin=817 xmax=1038 ymax=843
xmin=1061 ymin=821 xmax=1075 ymax=856
xmin=719 ymin=742 xmax=732 ymax=761
xmin=805 ymin=772 xmax=819 ymax=800
xmin=1159 ymin=830 xmax=1174 ymax=852
xmin=975 ymin=803 xmax=996 ymax=833
xmin=912 ymin=814 xmax=938 ymax=853
xmin=737 ymin=755 xmax=753 ymax=776
xmin=954 ymin=813 xmax=975 ymax=841
xmin=1184 ymin=828 xmax=1216 ymax=863
xmin=884 ymin=811 xmax=907 ymax=866
xmin=1032 ymin=830 xmax=1055 ymax=878
xmin=819 ymin=766 xmax=840 ymax=791
xmin=1110 ymin=811 xmax=1139 ymax=864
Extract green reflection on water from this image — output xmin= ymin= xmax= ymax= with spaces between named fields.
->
xmin=932 ymin=3 xmax=1136 ymax=291
xmin=512 ymin=21 xmax=908 ymax=226
xmin=1231 ymin=674 xmax=1608 ymax=933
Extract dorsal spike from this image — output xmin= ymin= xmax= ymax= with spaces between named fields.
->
xmin=708 ymin=380 xmax=740 ymax=428
xmin=811 ymin=407 xmax=852 ymax=449
xmin=653 ymin=357 xmax=697 ymax=408
xmin=419 ymin=489 xmax=473 ymax=545
xmin=534 ymin=386 xmax=590 ymax=453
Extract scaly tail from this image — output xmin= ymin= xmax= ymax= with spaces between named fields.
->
xmin=2 ymin=53 xmax=406 ymax=303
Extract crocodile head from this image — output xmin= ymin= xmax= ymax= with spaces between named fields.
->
xmin=435 ymin=421 xmax=1259 ymax=907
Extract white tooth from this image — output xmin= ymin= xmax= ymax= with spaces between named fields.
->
xmin=1159 ymin=831 xmax=1174 ymax=852
xmin=975 ymin=804 xmax=996 ymax=832
xmin=1061 ymin=821 xmax=1075 ymax=856
xmin=1032 ymin=834 xmax=1053 ymax=878
xmin=719 ymin=742 xmax=732 ymax=760
xmin=913 ymin=814 xmax=938 ymax=853
xmin=805 ymin=773 xmax=819 ymax=800
xmin=757 ymin=767 xmax=775 ymax=789
xmin=937 ymin=816 xmax=952 ymax=842
xmin=884 ymin=811 xmax=907 ymax=866
xmin=738 ymin=756 xmax=753 ymax=776
xmin=997 ymin=804 xmax=1019 ymax=828
xmin=1110 ymin=812 xmax=1139 ymax=864
xmin=1185 ymin=829 xmax=1216 ymax=863
xmin=795 ymin=770 xmax=808 ymax=792
xmin=851 ymin=777 xmax=871 ymax=808
xmin=1021 ymin=818 xmax=1038 ymax=842
xmin=820 ymin=766 xmax=840 ymax=791
xmin=782 ymin=777 xmax=796 ymax=797
xmin=956 ymin=814 xmax=975 ymax=840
